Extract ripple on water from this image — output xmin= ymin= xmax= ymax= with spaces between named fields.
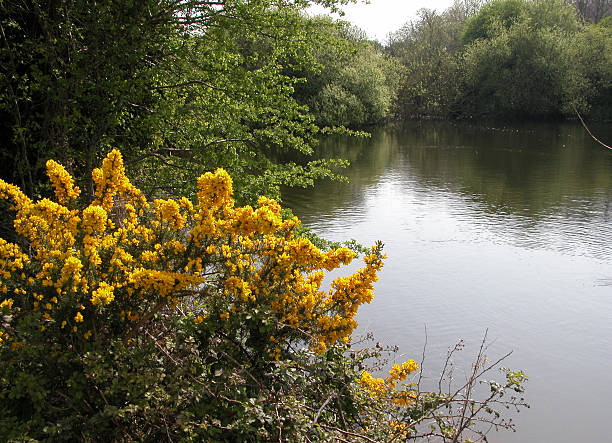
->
xmin=282 ymin=121 xmax=612 ymax=443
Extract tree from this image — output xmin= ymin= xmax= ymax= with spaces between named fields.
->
xmin=386 ymin=2 xmax=474 ymax=117
xmin=291 ymin=18 xmax=402 ymax=128
xmin=0 ymin=0 xmax=356 ymax=205
xmin=569 ymin=0 xmax=611 ymax=22
xmin=461 ymin=0 xmax=529 ymax=45
xmin=568 ymin=17 xmax=612 ymax=118
xmin=458 ymin=0 xmax=584 ymax=118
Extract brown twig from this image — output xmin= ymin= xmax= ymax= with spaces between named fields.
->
xmin=573 ymin=104 xmax=612 ymax=150
xmin=317 ymin=424 xmax=379 ymax=443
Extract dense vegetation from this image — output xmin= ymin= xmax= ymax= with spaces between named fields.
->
xmin=1 ymin=0 xmax=609 ymax=203
xmin=11 ymin=0 xmax=612 ymax=440
xmin=0 ymin=0 xmax=359 ymax=203
xmin=0 ymin=151 xmax=528 ymax=441
xmin=387 ymin=0 xmax=611 ymax=120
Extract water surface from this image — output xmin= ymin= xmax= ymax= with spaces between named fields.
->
xmin=283 ymin=121 xmax=612 ymax=443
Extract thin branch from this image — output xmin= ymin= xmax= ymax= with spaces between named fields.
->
xmin=316 ymin=424 xmax=379 ymax=443
xmin=126 ymin=298 xmax=168 ymax=341
xmin=573 ymin=104 xmax=612 ymax=150
xmin=144 ymin=330 xmax=219 ymax=399
xmin=314 ymin=394 xmax=335 ymax=423
xmin=153 ymin=79 xmax=227 ymax=92
xmin=417 ymin=323 xmax=427 ymax=396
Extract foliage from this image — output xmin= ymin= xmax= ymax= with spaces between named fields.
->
xmin=386 ymin=0 xmax=611 ymax=120
xmin=0 ymin=151 xmax=528 ymax=441
xmin=460 ymin=0 xmax=586 ymax=118
xmin=386 ymin=5 xmax=471 ymax=118
xmin=461 ymin=0 xmax=529 ymax=45
xmin=462 ymin=0 xmax=579 ymax=45
xmin=292 ymin=18 xmax=403 ymax=127
xmin=0 ymin=0 xmax=354 ymax=205
xmin=461 ymin=20 xmax=575 ymax=117
xmin=568 ymin=18 xmax=612 ymax=118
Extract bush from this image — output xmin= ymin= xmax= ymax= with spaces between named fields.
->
xmin=0 ymin=150 xmax=527 ymax=441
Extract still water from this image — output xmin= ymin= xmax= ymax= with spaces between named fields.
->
xmin=282 ymin=121 xmax=612 ymax=443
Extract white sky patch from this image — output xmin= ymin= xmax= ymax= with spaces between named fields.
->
xmin=308 ymin=0 xmax=456 ymax=43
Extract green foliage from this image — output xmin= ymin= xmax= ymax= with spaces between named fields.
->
xmin=461 ymin=0 xmax=579 ymax=44
xmin=461 ymin=20 xmax=576 ymax=117
xmin=387 ymin=0 xmax=611 ymax=120
xmin=568 ymin=18 xmax=612 ymax=118
xmin=0 ymin=1 xmax=357 ymax=205
xmin=292 ymin=18 xmax=402 ymax=128
xmin=462 ymin=0 xmax=529 ymax=44
xmin=459 ymin=0 xmax=586 ymax=118
xmin=0 ymin=0 xmax=173 ymax=195
xmin=386 ymin=3 xmax=474 ymax=117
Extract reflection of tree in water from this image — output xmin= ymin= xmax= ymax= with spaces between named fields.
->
xmin=283 ymin=121 xmax=612 ymax=257
xmin=313 ymin=121 xmax=612 ymax=215
xmin=402 ymin=122 xmax=610 ymax=214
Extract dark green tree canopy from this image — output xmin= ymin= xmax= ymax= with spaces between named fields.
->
xmin=0 ymin=0 xmax=355 ymax=203
xmin=385 ymin=0 xmax=609 ymax=120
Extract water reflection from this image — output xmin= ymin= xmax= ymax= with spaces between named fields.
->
xmin=282 ymin=121 xmax=612 ymax=443
xmin=286 ymin=121 xmax=612 ymax=259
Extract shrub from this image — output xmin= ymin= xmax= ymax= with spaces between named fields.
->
xmin=0 ymin=150 xmax=527 ymax=441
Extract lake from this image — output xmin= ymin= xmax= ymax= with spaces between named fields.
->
xmin=282 ymin=120 xmax=612 ymax=443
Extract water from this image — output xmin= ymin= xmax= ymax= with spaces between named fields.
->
xmin=282 ymin=121 xmax=612 ymax=443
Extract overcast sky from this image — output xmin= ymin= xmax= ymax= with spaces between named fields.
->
xmin=309 ymin=0 xmax=456 ymax=43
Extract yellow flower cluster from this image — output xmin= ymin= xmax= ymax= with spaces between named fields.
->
xmin=154 ymin=199 xmax=186 ymax=230
xmin=224 ymin=276 xmax=253 ymax=302
xmin=91 ymin=282 xmax=115 ymax=306
xmin=359 ymin=360 xmax=419 ymax=406
xmin=46 ymin=160 xmax=80 ymax=205
xmin=0 ymin=149 xmax=385 ymax=359
xmin=91 ymin=149 xmax=144 ymax=211
xmin=82 ymin=205 xmax=107 ymax=234
xmin=387 ymin=360 xmax=419 ymax=384
xmin=390 ymin=420 xmax=409 ymax=437
xmin=0 ymin=238 xmax=29 ymax=283
xmin=359 ymin=371 xmax=387 ymax=398
xmin=391 ymin=391 xmax=417 ymax=407
xmin=196 ymin=168 xmax=233 ymax=209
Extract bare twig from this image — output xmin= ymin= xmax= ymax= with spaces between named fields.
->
xmin=314 ymin=395 xmax=335 ymax=423
xmin=417 ymin=324 xmax=427 ymax=397
xmin=573 ymin=104 xmax=612 ymax=150
xmin=316 ymin=424 xmax=379 ymax=443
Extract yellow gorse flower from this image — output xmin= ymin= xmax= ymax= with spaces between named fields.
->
xmin=387 ymin=360 xmax=419 ymax=383
xmin=91 ymin=282 xmax=115 ymax=306
xmin=359 ymin=360 xmax=419 ymax=405
xmin=46 ymin=160 xmax=80 ymax=205
xmin=0 ymin=149 xmax=385 ymax=357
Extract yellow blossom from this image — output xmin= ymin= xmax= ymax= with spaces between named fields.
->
xmin=0 ymin=150 xmax=391 ymax=378
xmin=91 ymin=282 xmax=115 ymax=306
xmin=46 ymin=159 xmax=80 ymax=204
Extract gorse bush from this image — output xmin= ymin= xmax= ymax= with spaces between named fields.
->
xmin=1 ymin=149 xmax=381 ymax=352
xmin=0 ymin=150 xmax=526 ymax=441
